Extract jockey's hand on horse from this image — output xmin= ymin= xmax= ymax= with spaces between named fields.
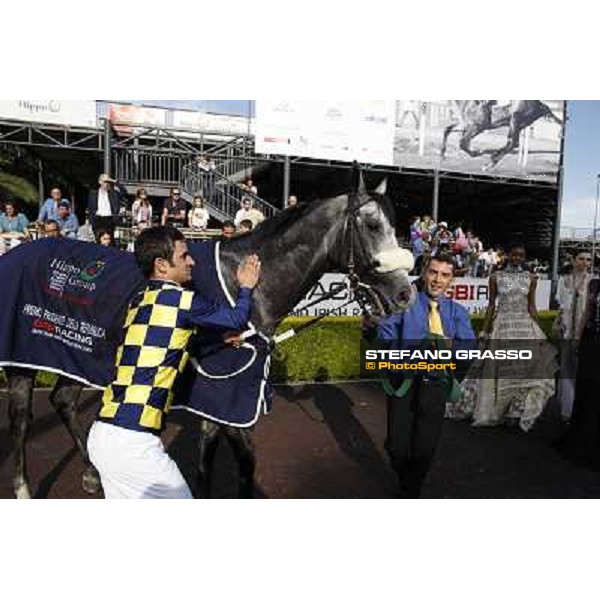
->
xmin=223 ymin=331 xmax=244 ymax=348
xmin=237 ymin=254 xmax=261 ymax=289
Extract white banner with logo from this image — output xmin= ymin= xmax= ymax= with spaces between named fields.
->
xmin=172 ymin=110 xmax=251 ymax=138
xmin=0 ymin=100 xmax=97 ymax=128
xmin=255 ymin=100 xmax=396 ymax=165
xmin=291 ymin=274 xmax=551 ymax=317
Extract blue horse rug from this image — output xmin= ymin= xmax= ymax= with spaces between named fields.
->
xmin=171 ymin=241 xmax=273 ymax=427
xmin=0 ymin=239 xmax=272 ymax=427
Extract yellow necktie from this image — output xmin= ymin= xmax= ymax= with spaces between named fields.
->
xmin=429 ymin=299 xmax=445 ymax=336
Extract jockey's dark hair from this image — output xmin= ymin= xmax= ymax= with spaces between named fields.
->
xmin=222 ymin=220 xmax=235 ymax=230
xmin=135 ymin=226 xmax=185 ymax=278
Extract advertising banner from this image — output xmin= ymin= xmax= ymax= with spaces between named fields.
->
xmin=292 ymin=273 xmax=551 ymax=316
xmin=254 ymin=100 xmax=396 ymax=165
xmin=107 ymin=102 xmax=167 ymax=135
xmin=172 ymin=110 xmax=251 ymax=138
xmin=394 ymin=100 xmax=564 ymax=182
xmin=0 ymin=100 xmax=97 ymax=128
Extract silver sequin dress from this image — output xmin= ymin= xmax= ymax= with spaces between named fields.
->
xmin=447 ymin=268 xmax=557 ymax=431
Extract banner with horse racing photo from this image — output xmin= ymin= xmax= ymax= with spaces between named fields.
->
xmin=394 ymin=100 xmax=565 ymax=182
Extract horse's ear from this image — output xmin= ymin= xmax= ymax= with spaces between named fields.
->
xmin=358 ymin=171 xmax=367 ymax=197
xmin=374 ymin=178 xmax=387 ymax=195
xmin=351 ymin=160 xmax=367 ymax=197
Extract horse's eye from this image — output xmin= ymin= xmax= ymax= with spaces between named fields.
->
xmin=367 ymin=222 xmax=380 ymax=232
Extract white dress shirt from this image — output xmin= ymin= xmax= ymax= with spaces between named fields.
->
xmin=97 ymin=189 xmax=112 ymax=216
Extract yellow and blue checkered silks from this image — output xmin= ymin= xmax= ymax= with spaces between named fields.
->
xmin=98 ymin=279 xmax=253 ymax=434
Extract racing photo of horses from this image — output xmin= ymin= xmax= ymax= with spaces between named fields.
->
xmin=394 ymin=100 xmax=564 ymax=181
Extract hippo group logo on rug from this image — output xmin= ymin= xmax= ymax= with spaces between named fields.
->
xmin=46 ymin=258 xmax=108 ymax=304
xmin=79 ymin=260 xmax=106 ymax=283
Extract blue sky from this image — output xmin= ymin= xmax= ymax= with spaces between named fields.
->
xmin=561 ymin=100 xmax=600 ymax=229
xmin=129 ymin=100 xmax=595 ymax=228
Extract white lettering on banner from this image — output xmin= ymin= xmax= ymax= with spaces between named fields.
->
xmin=21 ymin=303 xmax=107 ymax=353
xmin=0 ymin=100 xmax=97 ymax=128
xmin=291 ymin=274 xmax=551 ymax=316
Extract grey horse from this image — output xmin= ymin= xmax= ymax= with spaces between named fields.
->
xmin=192 ymin=177 xmax=415 ymax=498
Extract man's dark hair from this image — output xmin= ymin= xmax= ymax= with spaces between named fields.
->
xmin=3 ymin=199 xmax=18 ymax=210
xmin=222 ymin=220 xmax=235 ymax=230
xmin=507 ymin=242 xmax=526 ymax=253
xmin=134 ymin=226 xmax=185 ymax=278
xmin=427 ymin=251 xmax=455 ymax=272
xmin=239 ymin=219 xmax=253 ymax=231
xmin=44 ymin=219 xmax=59 ymax=228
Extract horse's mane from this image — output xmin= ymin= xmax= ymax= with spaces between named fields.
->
xmin=223 ymin=198 xmax=336 ymax=250
xmin=222 ymin=192 xmax=397 ymax=251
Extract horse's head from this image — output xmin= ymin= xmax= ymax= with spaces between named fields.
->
xmin=331 ymin=177 xmax=414 ymax=316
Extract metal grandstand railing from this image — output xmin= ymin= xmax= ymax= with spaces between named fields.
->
xmin=114 ymin=148 xmax=186 ymax=186
xmin=181 ymin=162 xmax=279 ymax=222
xmin=211 ymin=137 xmax=253 ymax=181
xmin=560 ymin=226 xmax=598 ymax=241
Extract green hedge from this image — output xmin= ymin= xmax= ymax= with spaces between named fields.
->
xmin=0 ymin=312 xmax=559 ymax=386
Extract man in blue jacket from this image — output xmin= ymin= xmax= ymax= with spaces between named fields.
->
xmin=365 ymin=252 xmax=475 ymax=498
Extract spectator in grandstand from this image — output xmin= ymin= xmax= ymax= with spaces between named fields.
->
xmin=234 ymin=196 xmax=265 ymax=228
xmin=421 ymin=214 xmax=436 ymax=237
xmin=88 ymin=173 xmax=127 ymax=236
xmin=77 ymin=209 xmax=95 ymax=242
xmin=196 ymin=154 xmax=217 ymax=203
xmin=43 ymin=219 xmax=61 ymax=239
xmin=37 ymin=187 xmax=64 ymax=225
xmin=56 ymin=200 xmax=80 ymax=239
xmin=410 ymin=216 xmax=425 ymax=274
xmin=432 ymin=221 xmax=453 ymax=252
xmin=0 ymin=199 xmax=30 ymax=241
xmin=221 ymin=220 xmax=236 ymax=240
xmin=493 ymin=248 xmax=505 ymax=272
xmin=132 ymin=188 xmax=153 ymax=230
xmin=238 ymin=219 xmax=253 ymax=234
xmin=465 ymin=230 xmax=480 ymax=276
xmin=239 ymin=178 xmax=258 ymax=196
xmin=161 ymin=187 xmax=187 ymax=227
xmin=453 ymin=225 xmax=468 ymax=255
xmin=452 ymin=252 xmax=468 ymax=277
xmin=420 ymin=214 xmax=436 ymax=255
xmin=95 ymin=227 xmax=114 ymax=247
xmin=188 ymin=196 xmax=209 ymax=231
xmin=287 ymin=195 xmax=299 ymax=208
xmin=478 ymin=245 xmax=494 ymax=277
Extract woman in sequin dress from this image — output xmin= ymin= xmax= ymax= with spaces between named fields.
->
xmin=556 ymin=278 xmax=600 ymax=466
xmin=553 ymin=251 xmax=593 ymax=420
xmin=447 ymin=244 xmax=556 ymax=431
